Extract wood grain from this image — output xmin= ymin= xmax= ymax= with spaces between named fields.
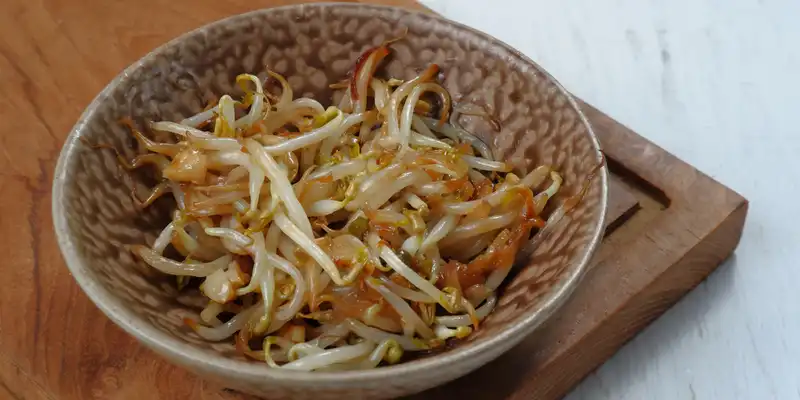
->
xmin=0 ymin=0 xmax=746 ymax=399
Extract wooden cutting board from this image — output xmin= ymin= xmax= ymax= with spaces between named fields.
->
xmin=0 ymin=0 xmax=747 ymax=399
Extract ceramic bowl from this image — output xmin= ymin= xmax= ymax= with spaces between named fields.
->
xmin=52 ymin=3 xmax=607 ymax=399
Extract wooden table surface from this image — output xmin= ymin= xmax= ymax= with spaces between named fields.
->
xmin=0 ymin=1 xmax=426 ymax=398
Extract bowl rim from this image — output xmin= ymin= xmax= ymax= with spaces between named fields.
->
xmin=52 ymin=2 xmax=608 ymax=385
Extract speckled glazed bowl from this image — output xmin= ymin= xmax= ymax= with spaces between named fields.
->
xmin=52 ymin=3 xmax=607 ymax=399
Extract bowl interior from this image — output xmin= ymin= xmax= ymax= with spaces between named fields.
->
xmin=54 ymin=2 xmax=605 ymax=386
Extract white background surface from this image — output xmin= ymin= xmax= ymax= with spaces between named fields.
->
xmin=419 ymin=0 xmax=800 ymax=398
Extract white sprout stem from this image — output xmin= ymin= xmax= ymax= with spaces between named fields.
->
xmin=248 ymin=164 xmax=265 ymax=214
xmin=433 ymin=324 xmax=472 ymax=340
xmin=287 ymin=343 xmax=326 ymax=361
xmin=207 ymin=150 xmax=251 ymax=168
xmin=354 ymin=52 xmax=383 ymax=114
xmin=418 ymin=165 xmax=459 ymax=180
xmin=191 ymin=303 xmax=262 ymax=341
xmin=372 ymin=241 xmax=455 ymax=312
xmin=421 ymin=116 xmax=493 ymax=160
xmin=318 ymin=111 xmax=373 ymax=162
xmin=520 ymin=165 xmax=551 ymax=188
xmin=370 ymin=78 xmax=389 ymax=112
xmin=249 ymin=233 xmax=275 ymax=332
xmin=308 ymin=159 xmax=367 ymax=181
xmin=171 ymin=224 xmax=202 ymax=256
xmin=308 ymin=199 xmax=345 ymax=217
xmin=461 ymin=155 xmax=511 ymax=172
xmin=264 ymin=251 xmax=307 ymax=324
xmin=377 ymin=276 xmax=436 ymax=303
xmin=204 ymin=227 xmax=253 ymax=249
xmin=132 ymin=246 xmax=230 ymax=277
xmin=366 ymin=278 xmax=435 ymax=339
xmin=168 ymin=182 xmax=186 ymax=210
xmin=150 ymin=121 xmax=212 ymax=138
xmin=344 ymin=319 xmax=429 ymax=351
xmin=485 ymin=266 xmax=512 ymax=292
xmin=363 ymin=303 xmax=403 ymax=333
xmin=410 ymin=132 xmax=452 ymax=150
xmin=181 ymin=106 xmax=218 ymax=128
xmin=400 ymin=235 xmax=423 ymax=256
xmin=277 ymin=235 xmax=300 ymax=265
xmin=263 ymin=336 xmax=293 ymax=367
xmin=308 ymin=323 xmax=350 ymax=349
xmin=419 ymin=215 xmax=459 ymax=253
xmin=235 ymin=74 xmax=267 ymax=128
xmin=411 ymin=115 xmax=436 ymax=138
xmin=533 ymin=171 xmax=563 ymax=215
xmin=346 ymin=163 xmax=406 ymax=211
xmin=358 ymin=339 xmax=400 ymax=369
xmin=188 ymin=137 xmax=242 ymax=151
xmin=358 ymin=162 xmax=405 ymax=196
xmin=261 ymin=111 xmax=344 ymax=155
xmin=265 ymin=222 xmax=281 ymax=253
xmin=424 ymin=246 xmax=445 ymax=284
xmin=280 ymin=341 xmax=375 ymax=371
xmin=199 ymin=301 xmax=224 ymax=327
xmin=268 ymin=70 xmax=293 ymax=111
xmin=441 ymin=184 xmax=528 ymax=215
xmin=287 ymin=97 xmax=326 ymax=114
xmin=443 ymin=231 xmax=495 ymax=262
xmin=434 ymin=294 xmax=497 ymax=327
xmin=236 ymin=226 xmax=285 ymax=298
xmin=365 ymin=170 xmax=429 ymax=210
xmin=404 ymin=193 xmax=429 ymax=213
xmin=218 ymin=95 xmax=237 ymax=134
xmin=273 ymin=211 xmax=345 ymax=286
xmin=399 ymin=83 xmax=439 ymax=151
xmin=336 ymin=88 xmax=353 ymax=112
xmin=412 ymin=180 xmax=454 ymax=197
xmin=244 ymin=139 xmax=314 ymax=237
xmin=152 ymin=221 xmax=176 ymax=255
xmin=544 ymin=171 xmax=563 ymax=199
xmin=386 ymin=79 xmax=417 ymax=145
xmin=440 ymin=212 xmax=517 ymax=245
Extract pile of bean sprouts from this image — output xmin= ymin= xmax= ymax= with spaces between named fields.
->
xmin=108 ymin=41 xmax=574 ymax=371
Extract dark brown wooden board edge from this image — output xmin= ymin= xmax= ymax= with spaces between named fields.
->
xmin=415 ymin=101 xmax=748 ymax=399
xmin=520 ymin=102 xmax=750 ymax=399
xmin=518 ymin=200 xmax=748 ymax=399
